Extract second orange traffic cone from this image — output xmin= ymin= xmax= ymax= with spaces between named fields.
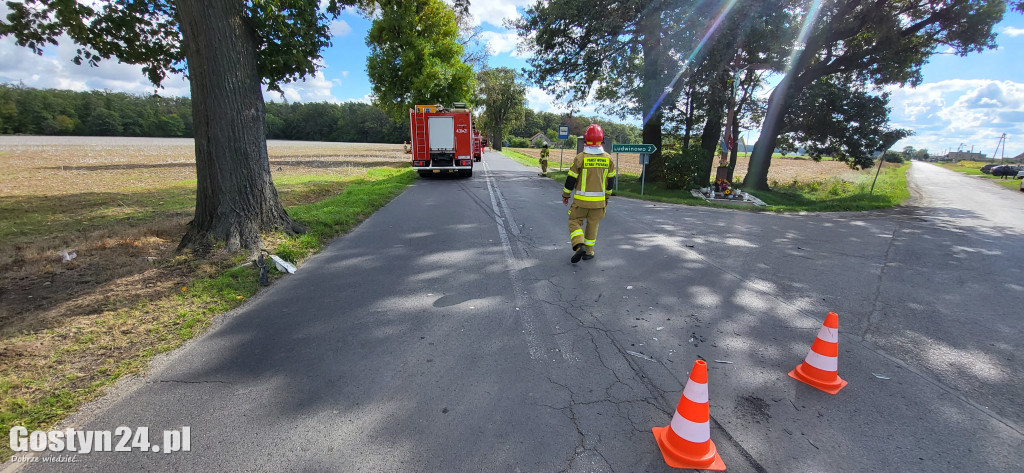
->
xmin=789 ymin=312 xmax=848 ymax=394
xmin=652 ymin=360 xmax=726 ymax=470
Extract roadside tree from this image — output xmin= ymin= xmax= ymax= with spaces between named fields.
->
xmin=366 ymin=0 xmax=475 ymax=120
xmin=476 ymin=67 xmax=526 ymax=152
xmin=776 ymin=75 xmax=912 ymax=170
xmin=0 ymin=0 xmax=374 ymax=254
xmin=744 ymin=0 xmax=1005 ymax=190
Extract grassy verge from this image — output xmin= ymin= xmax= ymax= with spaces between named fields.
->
xmin=755 ymin=164 xmax=909 ymax=211
xmin=0 ymin=167 xmax=415 ymax=459
xmin=272 ymin=168 xmax=417 ymax=262
xmin=939 ymin=160 xmax=1022 ymax=190
xmin=501 ymin=148 xmax=539 ymax=167
xmin=501 ymin=149 xmax=570 ymax=171
xmin=546 ymin=163 xmax=911 ymax=212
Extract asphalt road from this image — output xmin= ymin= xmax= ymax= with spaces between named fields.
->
xmin=9 ymin=156 xmax=1023 ymax=472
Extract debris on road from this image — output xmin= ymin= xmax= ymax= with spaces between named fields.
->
xmin=626 ymin=350 xmax=655 ymax=361
xmin=713 ymin=360 xmax=734 ymax=364
xmin=872 ymin=373 xmax=891 ymax=380
xmin=269 ymin=254 xmax=296 ymax=274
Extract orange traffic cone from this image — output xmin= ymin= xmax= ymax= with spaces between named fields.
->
xmin=652 ymin=360 xmax=726 ymax=470
xmin=789 ymin=312 xmax=848 ymax=394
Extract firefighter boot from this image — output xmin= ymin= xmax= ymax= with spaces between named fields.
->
xmin=571 ymin=243 xmax=586 ymax=263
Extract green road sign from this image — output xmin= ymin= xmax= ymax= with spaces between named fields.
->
xmin=611 ymin=144 xmax=657 ymax=154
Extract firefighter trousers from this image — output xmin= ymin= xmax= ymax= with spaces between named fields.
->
xmin=568 ymin=204 xmax=606 ymax=255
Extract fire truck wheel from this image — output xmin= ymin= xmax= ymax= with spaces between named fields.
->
xmin=418 ymin=171 xmax=431 ymax=178
xmin=462 ymin=169 xmax=473 ymax=178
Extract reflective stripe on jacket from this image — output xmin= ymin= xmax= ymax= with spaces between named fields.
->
xmin=562 ymin=151 xmax=617 ymax=208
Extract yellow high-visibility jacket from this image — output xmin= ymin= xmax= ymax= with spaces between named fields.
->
xmin=562 ymin=151 xmax=617 ymax=209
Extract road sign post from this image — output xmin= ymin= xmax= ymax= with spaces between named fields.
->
xmin=558 ymin=126 xmax=569 ymax=171
xmin=611 ymin=144 xmax=658 ymax=195
xmin=615 ymin=152 xmax=620 ymax=192
xmin=640 ymin=154 xmax=650 ymax=195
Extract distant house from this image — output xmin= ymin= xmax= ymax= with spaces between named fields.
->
xmin=529 ymin=132 xmax=553 ymax=148
xmin=947 ymin=151 xmax=986 ymax=161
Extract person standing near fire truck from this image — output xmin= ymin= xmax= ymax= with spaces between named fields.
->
xmin=539 ymin=144 xmax=550 ymax=176
xmin=562 ymin=124 xmax=616 ymax=263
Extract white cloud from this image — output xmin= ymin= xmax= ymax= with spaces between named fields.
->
xmin=479 ymin=30 xmax=527 ymax=57
xmin=525 ymin=86 xmax=602 ymax=117
xmin=0 ymin=34 xmax=346 ymax=105
xmin=330 ymin=19 xmax=352 ymax=37
xmin=0 ymin=35 xmax=190 ymax=96
xmin=344 ymin=93 xmax=373 ymax=104
xmin=467 ymin=0 xmax=531 ymax=28
xmin=1001 ymin=26 xmax=1024 ymax=37
xmin=264 ymin=71 xmax=338 ymax=103
xmin=886 ymin=80 xmax=1024 ymax=156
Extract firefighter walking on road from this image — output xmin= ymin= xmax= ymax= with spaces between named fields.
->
xmin=563 ymin=124 xmax=616 ymax=263
xmin=539 ymin=144 xmax=550 ymax=176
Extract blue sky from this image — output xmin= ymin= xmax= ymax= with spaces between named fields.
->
xmin=1 ymin=1 xmax=1022 ymax=158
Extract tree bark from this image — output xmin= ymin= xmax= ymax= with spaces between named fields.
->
xmin=490 ymin=123 xmax=503 ymax=151
xmin=727 ymin=108 xmax=740 ymax=183
xmin=682 ymin=80 xmax=695 ymax=148
xmin=698 ymin=70 xmax=728 ymax=185
xmin=727 ymin=70 xmax=755 ymax=183
xmin=744 ymin=70 xmax=810 ymax=191
xmin=638 ymin=10 xmax=664 ymax=181
xmin=174 ymin=0 xmax=304 ymax=255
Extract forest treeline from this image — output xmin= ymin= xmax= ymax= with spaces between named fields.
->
xmin=0 ymin=83 xmax=640 ymax=145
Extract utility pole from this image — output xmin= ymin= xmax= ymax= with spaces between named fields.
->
xmin=992 ymin=133 xmax=1006 ymax=162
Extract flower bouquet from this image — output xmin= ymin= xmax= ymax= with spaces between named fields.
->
xmin=712 ymin=178 xmax=731 ymax=198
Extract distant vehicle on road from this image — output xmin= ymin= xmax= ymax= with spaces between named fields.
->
xmin=1016 ymin=169 xmax=1024 ymax=180
xmin=981 ymin=163 xmax=998 ymax=174
xmin=991 ymin=165 xmax=1021 ymax=178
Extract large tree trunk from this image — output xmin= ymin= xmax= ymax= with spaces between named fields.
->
xmin=745 ymin=71 xmax=804 ymax=191
xmin=490 ymin=123 xmax=503 ymax=151
xmin=698 ymin=70 xmax=728 ymax=185
xmin=638 ymin=11 xmax=664 ymax=181
xmin=727 ymin=109 xmax=740 ymax=183
xmin=682 ymin=80 xmax=695 ymax=148
xmin=175 ymin=0 xmax=304 ymax=255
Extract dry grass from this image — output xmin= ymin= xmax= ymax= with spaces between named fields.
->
xmin=0 ymin=137 xmax=406 ymax=335
xmin=0 ymin=137 xmax=408 ymax=451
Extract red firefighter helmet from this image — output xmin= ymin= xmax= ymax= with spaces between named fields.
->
xmin=584 ymin=124 xmax=604 ymax=146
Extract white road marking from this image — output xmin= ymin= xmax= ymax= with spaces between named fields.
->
xmin=483 ymin=160 xmax=542 ymax=359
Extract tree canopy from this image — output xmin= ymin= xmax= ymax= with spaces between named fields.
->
xmin=776 ymin=75 xmax=912 ymax=169
xmin=366 ymin=0 xmax=476 ymax=120
xmin=0 ymin=0 xmax=368 ymax=92
xmin=476 ymin=67 xmax=526 ymax=151
xmin=745 ymin=0 xmax=1005 ymax=190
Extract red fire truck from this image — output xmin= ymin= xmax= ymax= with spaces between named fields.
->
xmin=409 ymin=103 xmax=476 ymax=177
xmin=472 ymin=129 xmax=483 ymax=162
